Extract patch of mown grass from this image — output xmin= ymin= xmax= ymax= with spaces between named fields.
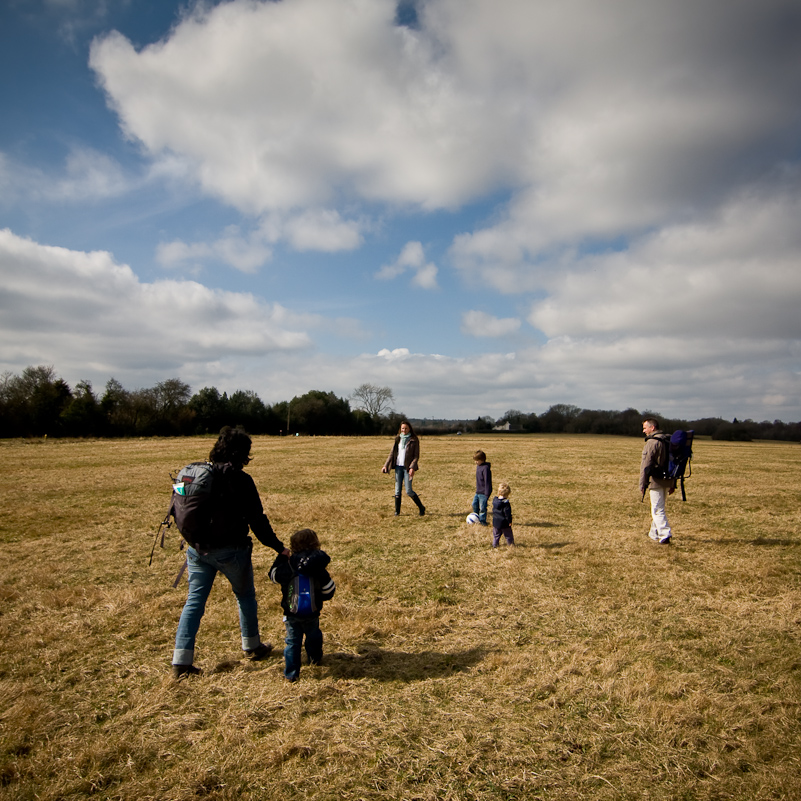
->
xmin=1 ymin=434 xmax=800 ymax=799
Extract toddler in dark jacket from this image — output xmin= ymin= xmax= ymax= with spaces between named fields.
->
xmin=269 ymin=528 xmax=335 ymax=682
xmin=491 ymin=483 xmax=515 ymax=548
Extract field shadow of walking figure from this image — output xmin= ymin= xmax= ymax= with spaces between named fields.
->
xmin=323 ymin=644 xmax=486 ymax=682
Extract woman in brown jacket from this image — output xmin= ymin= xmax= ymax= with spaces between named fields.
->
xmin=382 ymin=420 xmax=425 ymax=517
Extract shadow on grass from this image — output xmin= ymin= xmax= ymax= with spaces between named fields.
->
xmin=749 ymin=537 xmax=800 ymax=546
xmin=440 ymin=516 xmax=562 ymax=528
xmin=697 ymin=536 xmax=800 ymax=547
xmin=323 ymin=643 xmax=487 ymax=681
xmin=483 ymin=541 xmax=572 ymax=550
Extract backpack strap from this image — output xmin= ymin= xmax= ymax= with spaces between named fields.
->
xmin=172 ymin=559 xmax=188 ymax=588
xmin=149 ymin=508 xmax=173 ymax=567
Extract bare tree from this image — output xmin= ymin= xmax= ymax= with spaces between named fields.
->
xmin=154 ymin=378 xmax=192 ymax=414
xmin=351 ymin=383 xmax=394 ymax=418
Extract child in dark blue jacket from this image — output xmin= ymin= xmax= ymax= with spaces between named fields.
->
xmin=491 ymin=483 xmax=515 ymax=548
xmin=472 ymin=450 xmax=492 ymax=525
xmin=269 ymin=528 xmax=335 ymax=682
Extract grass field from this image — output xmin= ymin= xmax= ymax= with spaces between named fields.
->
xmin=1 ymin=433 xmax=800 ymax=800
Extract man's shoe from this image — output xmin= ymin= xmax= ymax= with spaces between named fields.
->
xmin=658 ymin=535 xmax=672 ymax=545
xmin=172 ymin=664 xmax=202 ymax=678
xmin=245 ymin=642 xmax=273 ymax=660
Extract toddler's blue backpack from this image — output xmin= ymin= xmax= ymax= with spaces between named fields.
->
xmin=290 ymin=573 xmax=318 ymax=616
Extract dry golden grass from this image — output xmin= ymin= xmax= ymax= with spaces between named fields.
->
xmin=1 ymin=434 xmax=800 ymax=800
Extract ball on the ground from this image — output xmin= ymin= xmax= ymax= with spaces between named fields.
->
xmin=466 ymin=513 xmax=480 ymax=524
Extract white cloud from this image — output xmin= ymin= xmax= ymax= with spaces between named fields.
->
xmin=280 ymin=208 xmax=364 ymax=252
xmin=376 ymin=241 xmax=438 ymax=288
xmin=0 ymin=228 xmax=311 ymax=383
xmin=156 ymin=239 xmax=213 ymax=271
xmin=441 ymin=0 xmax=801 ymax=273
xmin=461 ymin=310 xmax=521 ymax=338
xmin=0 ymin=147 xmax=134 ymax=204
xmin=89 ymin=0 xmax=801 ymax=236
xmin=156 ymin=209 xmax=364 ymax=271
xmin=287 ymin=337 xmax=800 ymax=422
xmin=157 ymin=226 xmax=273 ymax=274
xmin=527 ymin=184 xmax=801 ymax=340
xmin=411 ymin=262 xmax=438 ymax=290
xmin=87 ymin=0 xmax=801 ymax=346
xmin=88 ymin=0 xmax=520 ymax=215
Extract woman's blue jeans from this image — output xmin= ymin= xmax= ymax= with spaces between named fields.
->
xmin=283 ymin=614 xmax=323 ymax=681
xmin=173 ymin=543 xmax=261 ymax=666
xmin=394 ymin=466 xmax=414 ymax=496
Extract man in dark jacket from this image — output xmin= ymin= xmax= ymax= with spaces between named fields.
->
xmin=171 ymin=426 xmax=288 ymax=678
xmin=269 ymin=528 xmax=336 ymax=682
xmin=640 ymin=418 xmax=676 ymax=545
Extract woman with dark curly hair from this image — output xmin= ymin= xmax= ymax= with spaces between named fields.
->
xmin=382 ymin=420 xmax=425 ymax=517
xmin=171 ymin=426 xmax=289 ymax=678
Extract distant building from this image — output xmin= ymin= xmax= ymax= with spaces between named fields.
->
xmin=493 ymin=421 xmax=523 ymax=432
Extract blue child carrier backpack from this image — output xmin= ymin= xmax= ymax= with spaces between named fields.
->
xmin=667 ymin=430 xmax=694 ymax=501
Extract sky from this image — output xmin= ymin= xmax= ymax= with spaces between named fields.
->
xmin=2 ymin=0 xmax=801 ymax=422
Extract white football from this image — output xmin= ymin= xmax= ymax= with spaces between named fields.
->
xmin=466 ymin=513 xmax=480 ymax=524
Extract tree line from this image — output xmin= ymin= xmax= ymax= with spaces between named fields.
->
xmin=1 ymin=366 xmax=799 ymax=442
xmin=486 ymin=405 xmax=801 ymax=442
xmin=0 ymin=369 xmax=407 ymax=439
